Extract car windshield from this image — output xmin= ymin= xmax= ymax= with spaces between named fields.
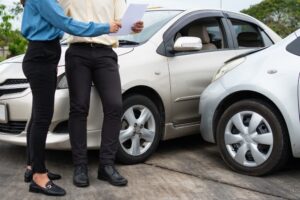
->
xmin=60 ymin=10 xmax=182 ymax=46
xmin=117 ymin=10 xmax=182 ymax=46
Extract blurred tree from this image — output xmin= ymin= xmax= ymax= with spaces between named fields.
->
xmin=0 ymin=3 xmax=27 ymax=58
xmin=242 ymin=0 xmax=300 ymax=37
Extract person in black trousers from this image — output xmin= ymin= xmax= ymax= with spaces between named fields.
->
xmin=65 ymin=44 xmax=124 ymax=187
xmin=21 ymin=0 xmax=120 ymax=196
xmin=63 ymin=0 xmax=144 ymax=188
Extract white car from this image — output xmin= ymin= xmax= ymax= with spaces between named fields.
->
xmin=200 ymin=29 xmax=300 ymax=176
xmin=0 ymin=8 xmax=280 ymax=164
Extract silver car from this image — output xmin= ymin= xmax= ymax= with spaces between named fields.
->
xmin=0 ymin=8 xmax=280 ymax=164
xmin=200 ymin=29 xmax=300 ymax=176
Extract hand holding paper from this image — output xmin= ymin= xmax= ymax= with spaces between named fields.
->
xmin=132 ymin=21 xmax=144 ymax=33
xmin=109 ymin=21 xmax=122 ymax=33
xmin=110 ymin=4 xmax=148 ymax=36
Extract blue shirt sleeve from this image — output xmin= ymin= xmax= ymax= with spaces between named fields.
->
xmin=35 ymin=0 xmax=110 ymax=37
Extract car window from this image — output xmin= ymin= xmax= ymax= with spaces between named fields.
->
xmin=174 ymin=18 xmax=228 ymax=51
xmin=286 ymin=37 xmax=300 ymax=56
xmin=230 ymin=19 xmax=265 ymax=48
xmin=117 ymin=10 xmax=182 ymax=45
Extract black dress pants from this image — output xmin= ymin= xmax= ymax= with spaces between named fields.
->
xmin=23 ymin=39 xmax=61 ymax=173
xmin=26 ymin=118 xmax=33 ymax=166
xmin=65 ymin=44 xmax=122 ymax=166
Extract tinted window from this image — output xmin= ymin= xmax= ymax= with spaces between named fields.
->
xmin=286 ymin=37 xmax=300 ymax=56
xmin=230 ymin=19 xmax=264 ymax=48
xmin=174 ymin=18 xmax=227 ymax=51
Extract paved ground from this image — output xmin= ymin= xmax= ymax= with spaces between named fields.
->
xmin=0 ymin=135 xmax=300 ymax=200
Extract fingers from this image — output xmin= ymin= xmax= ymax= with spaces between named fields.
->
xmin=136 ymin=21 xmax=144 ymax=26
xmin=109 ymin=21 xmax=122 ymax=33
xmin=132 ymin=21 xmax=144 ymax=33
xmin=115 ymin=22 xmax=122 ymax=28
xmin=110 ymin=20 xmax=144 ymax=34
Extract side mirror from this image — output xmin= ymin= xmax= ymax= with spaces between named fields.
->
xmin=173 ymin=37 xmax=203 ymax=52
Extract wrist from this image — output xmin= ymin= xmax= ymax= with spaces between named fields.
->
xmin=103 ymin=23 xmax=110 ymax=34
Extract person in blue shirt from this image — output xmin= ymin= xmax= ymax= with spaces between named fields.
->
xmin=20 ymin=0 xmax=121 ymax=196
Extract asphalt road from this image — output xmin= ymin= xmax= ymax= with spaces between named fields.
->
xmin=0 ymin=135 xmax=299 ymax=200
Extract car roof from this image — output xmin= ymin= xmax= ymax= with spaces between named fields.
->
xmin=147 ymin=7 xmax=185 ymax=11
xmin=296 ymin=29 xmax=300 ymax=37
xmin=147 ymin=7 xmax=245 ymax=15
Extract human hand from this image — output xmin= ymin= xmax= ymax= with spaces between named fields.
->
xmin=132 ymin=21 xmax=144 ymax=33
xmin=109 ymin=21 xmax=122 ymax=33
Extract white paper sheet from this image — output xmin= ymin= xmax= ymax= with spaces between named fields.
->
xmin=110 ymin=4 xmax=148 ymax=36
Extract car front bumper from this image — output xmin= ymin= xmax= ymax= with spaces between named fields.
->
xmin=0 ymin=131 xmax=71 ymax=149
xmin=199 ymin=80 xmax=227 ymax=143
xmin=0 ymin=89 xmax=72 ymax=149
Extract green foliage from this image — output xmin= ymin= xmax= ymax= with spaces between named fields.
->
xmin=0 ymin=3 xmax=27 ymax=58
xmin=242 ymin=0 xmax=300 ymax=37
xmin=8 ymin=30 xmax=27 ymax=56
xmin=10 ymin=2 xmax=23 ymax=17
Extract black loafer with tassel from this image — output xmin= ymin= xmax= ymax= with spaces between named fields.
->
xmin=29 ymin=181 xmax=66 ymax=196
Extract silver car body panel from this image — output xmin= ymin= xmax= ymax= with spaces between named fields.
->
xmin=168 ymin=50 xmax=238 ymax=124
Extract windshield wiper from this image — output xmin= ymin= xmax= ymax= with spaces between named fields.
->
xmin=119 ymin=40 xmax=140 ymax=45
xmin=225 ymin=47 xmax=268 ymax=64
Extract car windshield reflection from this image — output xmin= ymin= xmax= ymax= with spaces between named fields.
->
xmin=60 ymin=10 xmax=182 ymax=47
xmin=117 ymin=10 xmax=182 ymax=46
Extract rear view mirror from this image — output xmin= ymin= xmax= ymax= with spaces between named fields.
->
xmin=173 ymin=37 xmax=203 ymax=52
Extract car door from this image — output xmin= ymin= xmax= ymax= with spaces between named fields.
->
xmin=160 ymin=11 xmax=238 ymax=125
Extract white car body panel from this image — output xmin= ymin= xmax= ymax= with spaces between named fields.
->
xmin=200 ymin=30 xmax=300 ymax=157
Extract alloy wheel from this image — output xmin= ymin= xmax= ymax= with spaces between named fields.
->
xmin=119 ymin=105 xmax=156 ymax=156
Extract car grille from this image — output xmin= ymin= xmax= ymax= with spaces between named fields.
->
xmin=0 ymin=88 xmax=27 ymax=96
xmin=0 ymin=79 xmax=29 ymax=97
xmin=0 ymin=79 xmax=28 ymax=86
xmin=53 ymin=120 xmax=69 ymax=134
xmin=0 ymin=121 xmax=27 ymax=135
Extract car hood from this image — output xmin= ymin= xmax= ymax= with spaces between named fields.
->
xmin=0 ymin=61 xmax=26 ymax=83
xmin=0 ymin=46 xmax=134 ymax=83
xmin=0 ymin=45 xmax=134 ymax=65
xmin=113 ymin=46 xmax=134 ymax=56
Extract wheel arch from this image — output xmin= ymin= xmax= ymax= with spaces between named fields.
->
xmin=122 ymin=86 xmax=166 ymax=133
xmin=213 ymin=91 xmax=291 ymax=147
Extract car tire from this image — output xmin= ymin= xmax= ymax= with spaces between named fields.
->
xmin=116 ymin=95 xmax=163 ymax=164
xmin=216 ymin=99 xmax=290 ymax=176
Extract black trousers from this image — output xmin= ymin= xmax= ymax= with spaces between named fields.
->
xmin=26 ymin=119 xmax=33 ymax=166
xmin=23 ymin=39 xmax=61 ymax=173
xmin=65 ymin=44 xmax=122 ymax=166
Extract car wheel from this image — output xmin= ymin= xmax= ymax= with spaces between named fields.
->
xmin=216 ymin=99 xmax=290 ymax=176
xmin=117 ymin=95 xmax=162 ymax=164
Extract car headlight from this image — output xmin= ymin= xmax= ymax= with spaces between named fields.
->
xmin=213 ymin=57 xmax=246 ymax=81
xmin=57 ymin=73 xmax=68 ymax=89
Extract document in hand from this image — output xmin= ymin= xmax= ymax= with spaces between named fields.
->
xmin=110 ymin=4 xmax=148 ymax=36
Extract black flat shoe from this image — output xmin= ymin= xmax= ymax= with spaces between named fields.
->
xmin=29 ymin=181 xmax=66 ymax=196
xmin=24 ymin=169 xmax=62 ymax=183
xmin=97 ymin=165 xmax=128 ymax=187
xmin=73 ymin=165 xmax=89 ymax=187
